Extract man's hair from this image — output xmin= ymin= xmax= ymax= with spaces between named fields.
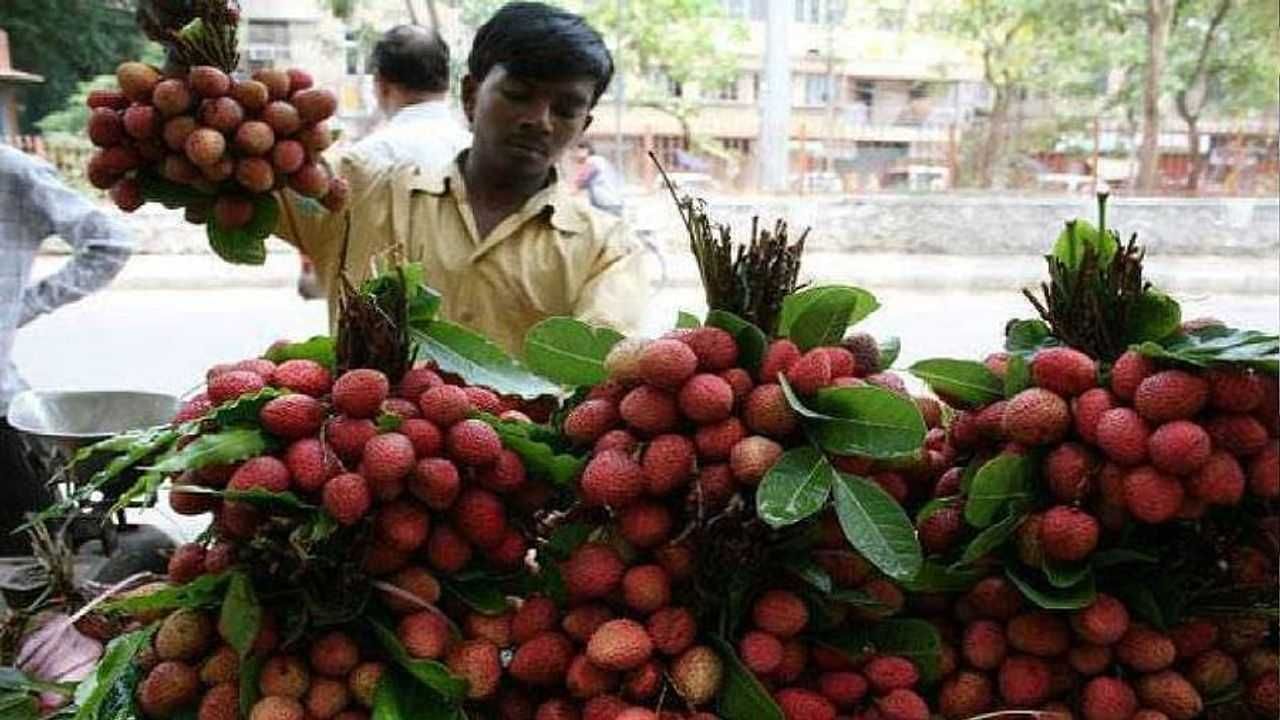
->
xmin=370 ymin=25 xmax=450 ymax=93
xmin=468 ymin=2 xmax=614 ymax=104
xmin=578 ymin=140 xmax=595 ymax=154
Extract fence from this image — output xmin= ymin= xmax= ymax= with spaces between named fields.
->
xmin=3 ymin=134 xmax=97 ymax=188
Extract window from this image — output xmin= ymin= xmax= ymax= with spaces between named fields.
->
xmin=803 ymin=73 xmax=832 ymax=106
xmin=795 ymin=0 xmax=822 ymax=23
xmin=853 ymin=79 xmax=875 ymax=107
xmin=247 ymin=20 xmax=289 ymax=47
xmin=750 ymin=0 xmax=767 ymax=19
xmin=826 ymin=0 xmax=848 ymax=23
xmin=875 ymin=3 xmax=907 ymax=30
xmin=713 ymin=76 xmax=740 ymax=102
xmin=652 ymin=69 xmax=683 ymax=98
xmin=722 ymin=0 xmax=748 ymax=18
xmin=909 ymin=81 xmax=930 ymax=100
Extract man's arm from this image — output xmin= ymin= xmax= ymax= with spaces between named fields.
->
xmin=573 ymin=219 xmax=652 ymax=337
xmin=17 ymin=158 xmax=132 ymax=327
xmin=274 ymin=151 xmax=392 ymax=268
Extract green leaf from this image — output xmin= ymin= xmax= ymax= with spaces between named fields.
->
xmin=1005 ymin=319 xmax=1059 ymax=357
xmin=207 ymin=387 xmax=286 ymax=426
xmin=239 ymin=655 xmax=265 ymax=718
xmin=442 ymin=576 xmax=510 ymax=616
xmin=1091 ymin=548 xmax=1159 ymax=569
xmin=756 ymin=447 xmax=834 ymax=528
xmin=877 ymin=336 xmax=901 ymax=370
xmin=371 ymin=621 xmax=468 ymax=701
xmin=102 ymin=573 xmax=230 ymax=615
xmin=711 ymin=637 xmax=784 ymax=720
xmin=822 ymin=619 xmax=943 ymax=686
xmin=480 ymin=415 xmax=585 ymax=487
xmin=786 ymin=558 xmax=833 ymax=594
xmin=706 ymin=310 xmax=767 ymax=374
xmin=1004 ymin=354 xmax=1031 ymax=397
xmin=0 ymin=693 xmax=36 ymax=720
xmin=138 ymin=171 xmax=212 ymax=206
xmin=1126 ymin=290 xmax=1182 ymax=344
xmin=1135 ymin=324 xmax=1279 ymax=373
xmin=73 ymin=626 xmax=155 ymax=720
xmin=219 ymin=572 xmax=262 ymax=659
xmin=543 ymin=522 xmax=594 ymax=560
xmin=372 ymin=667 xmax=465 ymax=720
xmin=206 ymin=194 xmax=278 ymax=265
xmin=376 ymin=413 xmax=404 ymax=433
xmin=908 ymin=359 xmax=1004 ymax=409
xmin=958 ymin=508 xmax=1027 ymax=566
xmin=901 ymin=561 xmax=983 ymax=594
xmin=264 ymin=336 xmax=336 ymax=371
xmin=832 ymin=474 xmax=922 ymax=581
xmin=363 ymin=262 xmax=441 ymax=328
xmin=1044 ymin=559 xmax=1092 ymax=589
xmin=676 ymin=311 xmax=702 ymax=329
xmin=965 ymin=454 xmax=1033 ymax=528
xmin=807 ymin=385 xmax=927 ymax=459
xmin=1052 ymin=219 xmax=1116 ymax=271
xmin=1006 ymin=565 xmax=1097 ymax=610
xmin=523 ymin=317 xmax=625 ymax=388
xmin=0 ymin=668 xmax=71 ymax=696
xmin=413 ymin=320 xmax=561 ymax=399
xmin=779 ymin=286 xmax=880 ymax=350
xmin=148 ymin=428 xmax=271 ymax=473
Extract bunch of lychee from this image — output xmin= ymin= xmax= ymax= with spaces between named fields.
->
xmin=928 ymin=575 xmax=1279 ymax=719
xmin=933 ymin=346 xmax=1279 ymax=567
xmin=86 ymin=61 xmax=347 ymax=227
xmin=130 ymin=605 xmax=381 ymax=720
xmin=165 ymin=355 xmax=544 ymax=591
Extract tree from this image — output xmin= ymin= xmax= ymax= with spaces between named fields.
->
xmin=1135 ymin=0 xmax=1175 ymax=191
xmin=1168 ymin=0 xmax=1280 ymax=190
xmin=0 ymin=0 xmax=147 ymax=132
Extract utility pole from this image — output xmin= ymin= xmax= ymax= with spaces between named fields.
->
xmin=824 ymin=2 xmax=838 ymax=176
xmin=614 ymin=0 xmax=626 ymax=188
xmin=758 ymin=0 xmax=791 ymax=192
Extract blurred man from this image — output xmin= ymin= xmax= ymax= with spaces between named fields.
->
xmin=572 ymin=140 xmax=623 ymax=216
xmin=277 ymin=2 xmax=649 ymax=354
xmin=0 ymin=145 xmax=132 ymax=552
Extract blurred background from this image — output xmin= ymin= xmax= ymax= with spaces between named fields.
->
xmin=1 ymin=0 xmax=1277 ymax=402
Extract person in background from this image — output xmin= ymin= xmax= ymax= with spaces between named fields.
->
xmin=572 ymin=139 xmax=623 ymax=216
xmin=276 ymin=2 xmax=650 ymax=354
xmin=0 ymin=145 xmax=132 ymax=553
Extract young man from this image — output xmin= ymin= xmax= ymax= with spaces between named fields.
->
xmin=277 ymin=2 xmax=649 ymax=354
xmin=0 ymin=145 xmax=132 ymax=552
xmin=351 ymin=24 xmax=471 ymax=172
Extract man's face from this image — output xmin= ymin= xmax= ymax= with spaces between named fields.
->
xmin=463 ymin=65 xmax=596 ymax=180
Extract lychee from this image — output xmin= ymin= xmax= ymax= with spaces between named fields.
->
xmin=739 ymin=630 xmax=784 ymax=675
xmin=752 ymin=590 xmax=808 ymax=638
xmin=418 ymin=385 xmax=472 ymax=427
xmin=258 ymin=655 xmax=309 ymax=698
xmin=1007 ymin=612 xmax=1070 ymax=657
xmin=259 ymin=394 xmax=325 ymax=440
xmin=1135 ymin=370 xmax=1209 ymax=422
xmin=1081 ymin=676 xmax=1138 ymax=720
xmin=564 ymin=399 xmax=619 ymax=445
xmin=451 ymin=488 xmax=507 ymax=549
xmin=167 ymin=542 xmax=207 ymax=584
xmin=229 ymin=456 xmax=291 ymax=493
xmin=1249 ymin=441 xmax=1279 ymax=497
xmin=1032 ymin=347 xmax=1097 ymax=396
xmin=332 ymin=369 xmax=389 ymax=419
xmin=138 ymin=661 xmax=200 ymax=718
xmin=1123 ymin=465 xmax=1184 ymax=523
xmin=1002 ymin=388 xmax=1071 ymax=445
xmin=580 ymin=449 xmax=645 ymax=508
xmin=669 ymin=645 xmax=722 ymax=706
xmin=322 ymin=473 xmax=371 ymax=525
xmin=875 ymin=689 xmax=930 ymax=720
xmin=678 ymin=373 xmax=734 ymax=423
xmin=759 ymin=339 xmax=801 ymax=383
xmin=642 ymin=433 xmax=696 ymax=495
xmin=447 ymin=640 xmax=502 ymax=699
xmin=962 ymin=620 xmax=1007 ymax=670
xmin=729 ymin=435 xmax=783 ymax=485
xmin=938 ymin=671 xmax=993 ymax=719
xmin=681 ymin=327 xmax=738 ymax=371
xmin=776 ymin=688 xmax=837 ymax=720
xmin=399 ymin=610 xmax=450 ymax=659
xmin=1116 ymin=625 xmax=1177 ymax=672
xmin=262 ymin=100 xmax=302 ymax=136
xmin=425 ymin=524 xmax=473 ymax=573
xmin=446 ymin=419 xmax=502 ymax=466
xmin=1074 ymin=387 xmax=1117 ymax=444
xmin=638 ymin=339 xmax=698 ymax=389
xmin=1045 ymin=442 xmax=1098 ymax=502
xmin=1205 ymin=413 xmax=1269 ymax=457
xmin=1136 ymin=671 xmax=1203 ymax=720
xmin=693 ymin=416 xmax=747 ymax=461
xmin=997 ymin=655 xmax=1051 ymax=707
xmin=292 ymin=87 xmax=337 ymax=123
xmin=785 ymin=348 xmax=834 ymax=395
xmin=208 ymin=369 xmax=266 ymax=404
xmin=509 ymin=632 xmax=574 ymax=686
xmin=1039 ymin=505 xmax=1099 ymax=562
xmin=864 ymin=655 xmax=919 ymax=693
xmin=1111 ymin=350 xmax=1154 ymax=400
xmin=646 ymin=607 xmax=696 ymax=657
xmin=1096 ymin=408 xmax=1152 ymax=466
xmin=326 ymin=416 xmax=378 ymax=463
xmin=620 ymin=564 xmax=671 ymax=614
xmin=1070 ymin=594 xmax=1130 ymax=645
xmin=562 ymin=542 xmax=625 ymax=600
xmin=409 ymin=457 xmax=460 ymax=510
xmin=743 ymin=384 xmax=799 ymax=438
xmin=272 ymin=359 xmax=332 ymax=396
xmin=617 ymin=502 xmax=673 ymax=549
xmin=235 ymin=157 xmax=275 ymax=193
xmin=1187 ymin=450 xmax=1245 ymax=505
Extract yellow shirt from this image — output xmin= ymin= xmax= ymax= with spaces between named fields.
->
xmin=274 ymin=152 xmax=651 ymax=356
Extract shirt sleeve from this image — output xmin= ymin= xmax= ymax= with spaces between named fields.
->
xmin=17 ymin=160 xmax=133 ymax=327
xmin=274 ymin=149 xmax=387 ymax=270
xmin=573 ymin=218 xmax=652 ymax=337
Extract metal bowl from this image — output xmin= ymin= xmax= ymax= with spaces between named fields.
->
xmin=7 ymin=390 xmax=179 ymax=446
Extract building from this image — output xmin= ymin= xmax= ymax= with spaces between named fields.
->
xmin=588 ymin=0 xmax=987 ymax=191
xmin=0 ymin=28 xmax=44 ymax=142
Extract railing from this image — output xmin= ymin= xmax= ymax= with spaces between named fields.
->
xmin=2 ymin=134 xmax=97 ymax=188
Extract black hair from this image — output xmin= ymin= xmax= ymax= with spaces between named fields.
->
xmin=578 ymin=140 xmax=595 ymax=153
xmin=370 ymin=25 xmax=450 ymax=93
xmin=468 ymin=2 xmax=614 ymax=104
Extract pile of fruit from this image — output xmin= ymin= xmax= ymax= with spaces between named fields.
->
xmin=2 ymin=200 xmax=1276 ymax=720
xmin=83 ymin=0 xmax=345 ymax=263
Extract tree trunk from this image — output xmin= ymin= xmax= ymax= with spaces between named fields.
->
xmin=976 ymin=87 xmax=1009 ymax=189
xmin=425 ymin=0 xmax=441 ymax=29
xmin=1137 ymin=0 xmax=1174 ymax=193
xmin=403 ymin=0 xmax=420 ymax=24
xmin=1184 ymin=117 xmax=1203 ymax=191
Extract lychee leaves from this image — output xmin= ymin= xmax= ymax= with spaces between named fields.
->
xmin=479 ymin=414 xmax=585 ymax=486
xmin=964 ymin=453 xmax=1033 ymax=528
xmin=264 ymin=336 xmax=336 ymax=372
xmin=907 ymin=359 xmax=1004 ymax=409
xmin=101 ymin=573 xmax=230 ymax=616
xmin=1005 ymin=563 xmax=1097 ymax=610
xmin=1135 ymin=324 xmax=1280 ymax=374
xmin=523 ymin=317 xmax=625 ymax=388
xmin=706 ymin=310 xmax=767 ymax=374
xmin=206 ymin=193 xmax=278 ymax=266
xmin=820 ymin=618 xmax=943 ymax=686
xmin=69 ymin=626 xmax=154 ymax=720
xmin=677 ymin=310 xmax=702 ymax=328
xmin=1004 ymin=354 xmax=1032 ymax=397
xmin=778 ymin=378 xmax=927 ymax=459
xmin=370 ymin=620 xmax=468 ymax=702
xmin=956 ymin=504 xmax=1028 ymax=567
xmin=709 ymin=637 xmax=784 ymax=720
xmin=218 ymin=572 xmax=262 ymax=659
xmin=148 ymin=428 xmax=271 ymax=473
xmin=1005 ymin=319 xmax=1060 ymax=357
xmin=412 ymin=320 xmax=561 ymax=399
xmin=832 ymin=474 xmax=923 ymax=582
xmin=372 ymin=665 xmax=468 ymax=720
xmin=778 ymin=285 xmax=880 ymax=351
xmin=756 ymin=446 xmax=835 ymax=528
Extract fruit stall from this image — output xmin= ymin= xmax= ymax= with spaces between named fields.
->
xmin=0 ymin=4 xmax=1276 ymax=720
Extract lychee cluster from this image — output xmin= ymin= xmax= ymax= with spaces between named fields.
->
xmin=166 ymin=355 xmax=541 ymax=591
xmin=87 ymin=61 xmax=346 ymax=228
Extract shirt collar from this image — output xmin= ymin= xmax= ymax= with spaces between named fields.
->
xmin=387 ymin=98 xmax=454 ymax=126
xmin=407 ymin=152 xmax=588 ymax=234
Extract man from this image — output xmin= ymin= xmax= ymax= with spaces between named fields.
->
xmin=277 ymin=2 xmax=649 ymax=355
xmin=572 ymin=140 xmax=623 ymax=216
xmin=0 ymin=145 xmax=132 ymax=552
xmin=351 ymin=24 xmax=471 ymax=173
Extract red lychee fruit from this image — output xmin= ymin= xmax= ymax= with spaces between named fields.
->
xmin=642 ymin=434 xmax=696 ymax=495
xmin=785 ymin=349 xmax=834 ymax=395
xmin=399 ymin=610 xmax=450 ymax=659
xmin=818 ymin=670 xmax=867 ymax=709
xmin=1002 ymin=388 xmax=1071 ymax=445
xmin=864 ymin=655 xmax=919 ymax=693
xmin=739 ymin=630 xmax=784 ymax=675
xmin=451 ymin=488 xmax=507 ymax=549
xmin=1116 ymin=625 xmax=1177 ymax=672
xmin=967 ymin=577 xmax=1024 ymax=619
xmin=759 ymin=339 xmax=801 ymax=383
xmin=189 ymin=65 xmax=231 ymax=97
xmin=694 ymin=416 xmax=748 ymax=460
xmin=1096 ymin=408 xmax=1152 ymax=466
xmin=638 ymin=339 xmax=698 ymax=390
xmin=681 ymin=326 xmax=738 ymax=371
xmin=476 ymin=448 xmax=526 ymax=494
xmin=1207 ymin=368 xmax=1264 ymax=412
xmin=1187 ymin=649 xmax=1240 ymax=696
xmin=962 ymin=620 xmax=1008 ymax=670
xmin=292 ymin=87 xmax=337 ymax=123
xmin=510 ymin=632 xmax=574 ymax=686
xmin=997 ymin=655 xmax=1052 ymax=707
xmin=262 ymin=100 xmax=302 ymax=136
xmin=272 ymin=359 xmax=331 ymax=397
xmin=375 ymin=500 xmax=431 ymax=552
xmin=670 ymin=645 xmax=723 ymax=707
xmin=619 ymin=385 xmax=679 ymax=436
xmin=938 ymin=671 xmax=993 ymax=720
xmin=752 ymin=590 xmax=808 ymax=638
xmin=284 ymin=438 xmax=341 ymax=493
xmin=167 ymin=543 xmax=206 ymax=584
xmin=208 ymin=369 xmax=266 ymax=404
xmin=580 ymin=449 xmax=646 ymax=508
xmin=1205 ymin=413 xmax=1269 ymax=457
xmin=1074 ymin=387 xmax=1117 ymax=445
xmin=409 ymin=457 xmax=460 ymax=510
xmin=1081 ymin=676 xmax=1138 ymax=720
xmin=562 ymin=542 xmax=625 ymax=600
xmin=446 ymin=419 xmax=502 ymax=466
xmin=360 ymin=433 xmax=415 ymax=499
xmin=1045 ymin=442 xmax=1098 ymax=502
xmin=594 ymin=428 xmax=637 ymax=455
xmin=425 ymin=524 xmax=472 ymax=574
xmin=1135 ymin=370 xmax=1209 ymax=423
xmin=620 ymin=565 xmax=671 ymax=614
xmin=138 ymin=660 xmax=200 ymax=718
xmin=678 ymin=373 xmax=734 ymax=424
xmin=447 ymin=640 xmax=501 ymax=700
xmin=331 ymin=369 xmax=389 ymax=419
xmin=309 ymin=630 xmax=359 ymax=677
xmin=229 ymin=456 xmax=291 ymax=493
xmin=326 ymin=416 xmax=378 ymax=463
xmin=1111 ymin=350 xmax=1155 ymax=401
xmin=1247 ymin=673 xmax=1279 ymax=717
xmin=646 ymin=607 xmax=696 ymax=656
xmin=565 ymin=653 xmax=617 ymax=699
xmin=258 ymin=393 xmax=325 ymax=440
xmin=776 ymin=688 xmax=837 ymax=720
xmin=1007 ymin=612 xmax=1071 ymax=657
xmin=323 ymin=473 xmax=371 ymax=525
xmin=1249 ymin=441 xmax=1279 ymax=498
xmin=729 ymin=436 xmax=783 ymax=485
xmin=88 ymin=107 xmax=125 ymax=147
xmin=1039 ymin=505 xmax=1099 ymax=563
xmin=564 ymin=399 xmax=619 ymax=445
xmin=743 ymin=383 xmax=799 ymax=438
xmin=1136 ymin=671 xmax=1203 ymax=720
xmin=1124 ymin=465 xmax=1185 ymax=523
xmin=1070 ymin=593 xmax=1130 ymax=645
xmin=824 ymin=347 xmax=857 ymax=378
xmin=1187 ymin=450 xmax=1245 ymax=505
xmin=1032 ymin=347 xmax=1098 ymax=397
xmin=875 ymin=689 xmax=929 ymax=720
xmin=1147 ymin=420 xmax=1212 ymax=476
xmin=417 ymin=385 xmax=471 ymax=427
xmin=617 ymin=502 xmax=673 ymax=549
